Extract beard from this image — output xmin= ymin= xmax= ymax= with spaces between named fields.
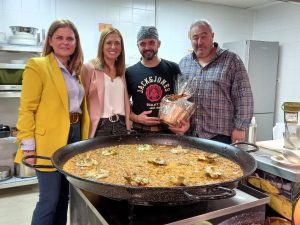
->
xmin=141 ymin=50 xmax=158 ymax=60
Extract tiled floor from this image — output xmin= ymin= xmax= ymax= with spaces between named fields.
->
xmin=0 ymin=184 xmax=38 ymax=225
xmin=0 ymin=184 xmax=70 ymax=225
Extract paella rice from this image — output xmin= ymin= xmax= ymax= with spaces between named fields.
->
xmin=63 ymin=144 xmax=244 ymax=187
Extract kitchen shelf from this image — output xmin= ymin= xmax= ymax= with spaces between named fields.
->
xmin=0 ymin=44 xmax=42 ymax=53
xmin=0 ymin=176 xmax=37 ymax=189
xmin=0 ymin=91 xmax=21 ymax=97
xmin=0 ymin=63 xmax=25 ymax=69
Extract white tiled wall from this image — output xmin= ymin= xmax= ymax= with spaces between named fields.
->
xmin=0 ymin=0 xmax=155 ymax=64
xmin=156 ymin=0 xmax=254 ymax=62
xmin=1 ymin=0 xmax=300 ymax=128
xmin=53 ymin=0 xmax=155 ymax=63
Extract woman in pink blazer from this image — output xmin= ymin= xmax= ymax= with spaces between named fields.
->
xmin=81 ymin=27 xmax=131 ymax=138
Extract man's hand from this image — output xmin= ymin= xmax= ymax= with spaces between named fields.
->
xmin=168 ymin=120 xmax=190 ymax=135
xmin=135 ymin=110 xmax=161 ymax=126
xmin=231 ymin=129 xmax=246 ymax=143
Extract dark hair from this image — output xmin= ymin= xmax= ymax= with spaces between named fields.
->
xmin=92 ymin=27 xmax=125 ymax=77
xmin=43 ymin=19 xmax=83 ymax=75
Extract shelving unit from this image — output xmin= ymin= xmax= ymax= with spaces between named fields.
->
xmin=0 ymin=63 xmax=25 ymax=69
xmin=0 ymin=45 xmax=42 ymax=187
xmin=0 ymin=44 xmax=43 ymax=53
xmin=0 ymin=44 xmax=42 ymax=70
xmin=0 ymin=44 xmax=42 ymax=97
xmin=0 ymin=91 xmax=21 ymax=97
xmin=0 ymin=176 xmax=37 ymax=189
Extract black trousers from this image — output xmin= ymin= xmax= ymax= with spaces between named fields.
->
xmin=95 ymin=115 xmax=127 ymax=137
xmin=210 ymin=134 xmax=231 ymax=144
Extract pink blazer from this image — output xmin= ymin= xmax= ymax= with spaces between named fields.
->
xmin=81 ymin=62 xmax=131 ymax=138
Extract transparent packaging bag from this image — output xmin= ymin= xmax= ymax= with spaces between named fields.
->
xmin=159 ymin=75 xmax=198 ymax=126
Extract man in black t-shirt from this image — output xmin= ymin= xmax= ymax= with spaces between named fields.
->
xmin=126 ymin=26 xmax=189 ymax=134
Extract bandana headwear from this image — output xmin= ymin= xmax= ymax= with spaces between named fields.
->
xmin=137 ymin=26 xmax=159 ymax=42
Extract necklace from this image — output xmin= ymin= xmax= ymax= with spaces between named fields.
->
xmin=104 ymin=72 xmax=115 ymax=82
xmin=104 ymin=64 xmax=116 ymax=82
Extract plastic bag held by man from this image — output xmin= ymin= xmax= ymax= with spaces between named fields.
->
xmin=159 ymin=75 xmax=197 ymax=126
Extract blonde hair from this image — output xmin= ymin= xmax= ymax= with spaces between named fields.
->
xmin=92 ymin=27 xmax=125 ymax=77
xmin=43 ymin=19 xmax=83 ymax=75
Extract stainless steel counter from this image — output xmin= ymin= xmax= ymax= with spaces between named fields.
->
xmin=251 ymin=147 xmax=300 ymax=182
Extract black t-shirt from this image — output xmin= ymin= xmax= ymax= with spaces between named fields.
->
xmin=126 ymin=59 xmax=180 ymax=117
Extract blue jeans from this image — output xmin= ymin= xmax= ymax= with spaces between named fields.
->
xmin=31 ymin=123 xmax=80 ymax=225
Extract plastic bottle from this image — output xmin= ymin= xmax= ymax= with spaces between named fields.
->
xmin=247 ymin=116 xmax=257 ymax=144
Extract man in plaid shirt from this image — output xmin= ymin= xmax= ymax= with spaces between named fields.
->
xmin=179 ymin=19 xmax=253 ymax=144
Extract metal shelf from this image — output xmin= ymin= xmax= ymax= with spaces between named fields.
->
xmin=0 ymin=44 xmax=42 ymax=53
xmin=0 ymin=91 xmax=21 ymax=98
xmin=0 ymin=176 xmax=37 ymax=189
xmin=0 ymin=63 xmax=25 ymax=69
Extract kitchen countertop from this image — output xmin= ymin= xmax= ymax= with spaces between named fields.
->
xmin=251 ymin=140 xmax=300 ymax=182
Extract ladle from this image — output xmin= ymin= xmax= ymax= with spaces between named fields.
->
xmin=282 ymin=149 xmax=300 ymax=164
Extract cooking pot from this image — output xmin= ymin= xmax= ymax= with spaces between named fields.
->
xmin=22 ymin=134 xmax=257 ymax=205
xmin=9 ymin=26 xmax=38 ymax=36
xmin=14 ymin=162 xmax=36 ymax=178
xmin=0 ymin=124 xmax=10 ymax=138
xmin=0 ymin=166 xmax=12 ymax=181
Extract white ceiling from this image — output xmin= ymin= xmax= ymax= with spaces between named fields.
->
xmin=188 ymin=0 xmax=300 ymax=9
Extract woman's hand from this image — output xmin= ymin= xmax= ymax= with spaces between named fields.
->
xmin=23 ymin=150 xmax=36 ymax=166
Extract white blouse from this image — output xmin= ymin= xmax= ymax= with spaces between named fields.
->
xmin=101 ymin=73 xmax=125 ymax=118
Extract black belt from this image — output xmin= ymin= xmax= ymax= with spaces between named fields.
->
xmin=133 ymin=122 xmax=166 ymax=132
xmin=96 ymin=114 xmax=127 ymax=136
xmin=101 ymin=114 xmax=125 ymax=123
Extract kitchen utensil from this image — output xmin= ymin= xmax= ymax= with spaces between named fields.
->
xmin=0 ymin=124 xmax=10 ymax=138
xmin=0 ymin=32 xmax=6 ymax=43
xmin=270 ymin=154 xmax=300 ymax=167
xmin=9 ymin=26 xmax=38 ymax=36
xmin=231 ymin=141 xmax=259 ymax=153
xmin=282 ymin=149 xmax=300 ymax=164
xmin=14 ymin=162 xmax=36 ymax=178
xmin=282 ymin=102 xmax=300 ymax=149
xmin=8 ymin=35 xmax=37 ymax=46
xmin=0 ymin=166 xmax=11 ymax=181
xmin=22 ymin=134 xmax=257 ymax=205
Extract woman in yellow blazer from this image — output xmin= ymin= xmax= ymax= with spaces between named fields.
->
xmin=14 ymin=19 xmax=89 ymax=225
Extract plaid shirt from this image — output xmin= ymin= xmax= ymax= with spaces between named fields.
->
xmin=179 ymin=43 xmax=253 ymax=139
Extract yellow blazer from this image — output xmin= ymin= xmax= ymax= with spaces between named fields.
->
xmin=14 ymin=53 xmax=89 ymax=171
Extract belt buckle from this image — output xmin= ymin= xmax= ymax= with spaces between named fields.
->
xmin=73 ymin=114 xmax=79 ymax=124
xmin=70 ymin=113 xmax=80 ymax=124
xmin=109 ymin=114 xmax=119 ymax=123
